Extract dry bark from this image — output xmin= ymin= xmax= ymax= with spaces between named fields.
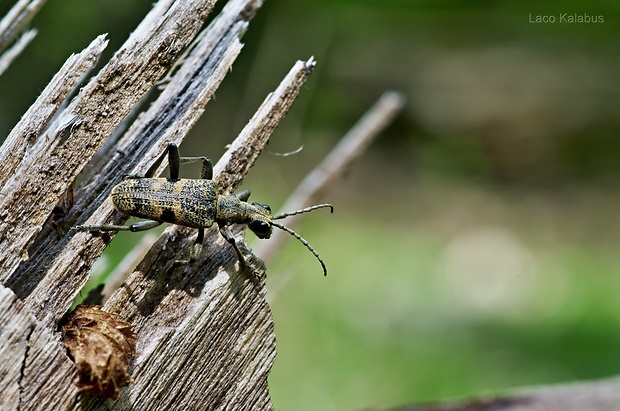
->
xmin=0 ymin=0 xmax=314 ymax=410
xmin=0 ymin=0 xmax=219 ymax=284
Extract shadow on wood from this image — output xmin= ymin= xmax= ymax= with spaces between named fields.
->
xmin=0 ymin=1 xmax=314 ymax=410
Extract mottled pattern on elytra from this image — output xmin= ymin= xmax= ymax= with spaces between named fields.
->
xmin=111 ymin=178 xmax=218 ymax=228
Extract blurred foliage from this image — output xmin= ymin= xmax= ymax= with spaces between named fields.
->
xmin=2 ymin=0 xmax=620 ymax=410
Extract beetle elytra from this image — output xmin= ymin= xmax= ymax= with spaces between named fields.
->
xmin=73 ymin=143 xmax=333 ymax=275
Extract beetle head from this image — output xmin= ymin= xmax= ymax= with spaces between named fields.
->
xmin=245 ymin=202 xmax=333 ymax=276
xmin=247 ymin=203 xmax=273 ymax=239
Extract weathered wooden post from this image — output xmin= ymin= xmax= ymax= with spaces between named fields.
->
xmin=0 ymin=1 xmax=314 ymax=409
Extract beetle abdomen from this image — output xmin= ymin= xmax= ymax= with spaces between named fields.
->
xmin=111 ymin=178 xmax=218 ymax=228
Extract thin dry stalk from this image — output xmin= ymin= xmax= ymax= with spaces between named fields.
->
xmin=0 ymin=0 xmax=46 ymax=54
xmin=0 ymin=1 xmax=306 ymax=409
xmin=0 ymin=28 xmax=37 ymax=76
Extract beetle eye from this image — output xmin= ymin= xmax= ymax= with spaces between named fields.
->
xmin=252 ymin=202 xmax=271 ymax=213
xmin=248 ymin=220 xmax=271 ymax=239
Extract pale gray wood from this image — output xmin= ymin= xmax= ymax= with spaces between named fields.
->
xmin=7 ymin=0 xmax=252 ymax=329
xmin=0 ymin=1 xmax=314 ymax=409
xmin=95 ymin=57 xmax=316 ymax=411
xmin=0 ymin=0 xmax=217 ymax=285
xmin=0 ymin=285 xmax=78 ymax=411
xmin=0 ymin=28 xmax=37 ymax=76
xmin=0 ymin=34 xmax=108 ymax=194
xmin=0 ymin=0 xmax=47 ymax=53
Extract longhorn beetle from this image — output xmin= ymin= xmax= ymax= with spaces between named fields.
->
xmin=73 ymin=143 xmax=333 ymax=275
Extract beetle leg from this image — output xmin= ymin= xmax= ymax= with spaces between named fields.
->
xmin=218 ymin=224 xmax=247 ymax=268
xmin=167 ymin=143 xmax=181 ymax=180
xmin=155 ymin=143 xmax=214 ymax=180
xmin=73 ymin=220 xmax=162 ymax=232
xmin=179 ymin=156 xmax=212 ymax=180
xmin=236 ymin=190 xmax=251 ymax=201
xmin=201 ymin=158 xmax=213 ymax=180
xmin=129 ymin=220 xmax=163 ymax=232
xmin=189 ymin=228 xmax=205 ymax=263
xmin=172 ymin=228 xmax=205 ymax=267
xmin=141 ymin=143 xmax=174 ymax=178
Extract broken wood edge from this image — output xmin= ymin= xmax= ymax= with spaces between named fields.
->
xmin=2 ymin=0 xmax=251 ymax=328
xmin=0 ymin=1 xmax=279 ymax=409
xmin=257 ymin=90 xmax=406 ymax=300
xmin=93 ymin=58 xmax=315 ymax=410
xmin=0 ymin=3 xmax=311 ymax=409
xmin=0 ymin=34 xmax=108 ymax=199
xmin=213 ymin=57 xmax=317 ymax=191
xmin=0 ymin=0 xmax=47 ymax=54
xmin=14 ymin=9 xmax=250 ymax=329
xmin=0 ymin=0 xmax=217 ymax=285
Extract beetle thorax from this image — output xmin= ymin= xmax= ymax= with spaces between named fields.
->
xmin=215 ymin=194 xmax=264 ymax=224
xmin=216 ymin=194 xmax=273 ymax=239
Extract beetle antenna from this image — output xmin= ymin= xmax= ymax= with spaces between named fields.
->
xmin=271 ymin=221 xmax=328 ymax=276
xmin=273 ymin=204 xmax=333 ymax=220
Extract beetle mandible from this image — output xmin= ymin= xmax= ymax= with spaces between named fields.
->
xmin=73 ymin=143 xmax=333 ymax=275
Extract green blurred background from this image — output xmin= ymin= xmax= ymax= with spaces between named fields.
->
xmin=2 ymin=0 xmax=620 ymax=410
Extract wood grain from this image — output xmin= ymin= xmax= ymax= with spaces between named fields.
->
xmin=0 ymin=1 xmax=309 ymax=410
